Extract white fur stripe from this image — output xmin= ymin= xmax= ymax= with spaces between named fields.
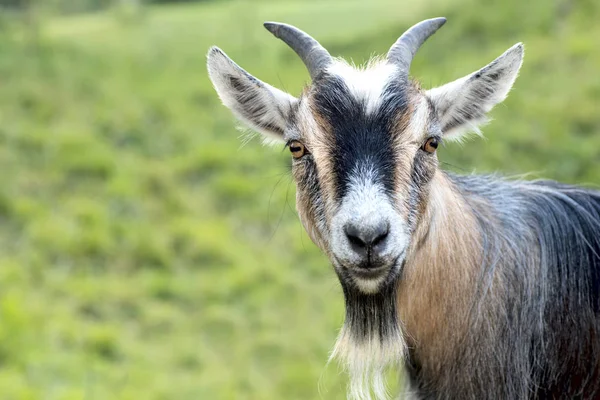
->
xmin=326 ymin=59 xmax=399 ymax=115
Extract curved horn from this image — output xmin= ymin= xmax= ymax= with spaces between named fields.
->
xmin=387 ymin=17 xmax=446 ymax=74
xmin=264 ymin=22 xmax=332 ymax=80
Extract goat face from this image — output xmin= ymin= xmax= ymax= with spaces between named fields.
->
xmin=207 ymin=19 xmax=523 ymax=295
xmin=290 ymin=65 xmax=437 ymax=294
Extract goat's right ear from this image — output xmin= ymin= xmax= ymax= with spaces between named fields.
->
xmin=207 ymin=47 xmax=298 ymax=143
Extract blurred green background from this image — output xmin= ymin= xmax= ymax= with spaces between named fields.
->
xmin=0 ymin=0 xmax=598 ymax=398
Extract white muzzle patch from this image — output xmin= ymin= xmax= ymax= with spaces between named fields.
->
xmin=330 ymin=168 xmax=409 ymax=293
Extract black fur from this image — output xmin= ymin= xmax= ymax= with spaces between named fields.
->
xmin=340 ymin=278 xmax=400 ymax=343
xmin=311 ymin=74 xmax=412 ymax=202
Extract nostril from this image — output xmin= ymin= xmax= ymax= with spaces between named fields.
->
xmin=344 ymin=221 xmax=390 ymax=252
xmin=371 ymin=224 xmax=389 ymax=247
xmin=345 ymin=224 xmax=367 ymax=249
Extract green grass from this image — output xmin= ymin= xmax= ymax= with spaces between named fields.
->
xmin=0 ymin=0 xmax=599 ymax=398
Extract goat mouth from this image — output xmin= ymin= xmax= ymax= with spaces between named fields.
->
xmin=335 ymin=252 xmax=405 ymax=287
xmin=349 ymin=265 xmax=390 ymax=280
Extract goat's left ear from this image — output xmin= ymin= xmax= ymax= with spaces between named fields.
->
xmin=426 ymin=43 xmax=524 ymax=140
xmin=207 ymin=47 xmax=298 ymax=143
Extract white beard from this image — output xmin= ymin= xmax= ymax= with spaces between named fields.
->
xmin=329 ymin=302 xmax=407 ymax=399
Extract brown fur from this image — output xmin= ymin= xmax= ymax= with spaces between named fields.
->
xmin=398 ymin=172 xmax=482 ymax=380
xmin=391 ymin=93 xmax=417 ymax=219
xmin=293 ymin=95 xmax=339 ymax=255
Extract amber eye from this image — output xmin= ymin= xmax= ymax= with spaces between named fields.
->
xmin=422 ymin=137 xmax=439 ymax=153
xmin=289 ymin=140 xmax=306 ymax=159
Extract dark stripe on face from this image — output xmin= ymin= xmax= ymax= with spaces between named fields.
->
xmin=294 ymin=153 xmax=328 ymax=243
xmin=407 ymin=150 xmax=438 ymax=230
xmin=312 ymin=74 xmax=412 ymax=201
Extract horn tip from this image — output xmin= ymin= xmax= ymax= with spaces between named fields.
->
xmin=263 ymin=21 xmax=282 ymax=36
xmin=430 ymin=17 xmax=447 ymax=28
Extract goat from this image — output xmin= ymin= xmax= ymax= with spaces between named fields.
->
xmin=207 ymin=18 xmax=600 ymax=399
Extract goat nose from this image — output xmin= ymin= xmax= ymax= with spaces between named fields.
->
xmin=344 ymin=220 xmax=390 ymax=256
